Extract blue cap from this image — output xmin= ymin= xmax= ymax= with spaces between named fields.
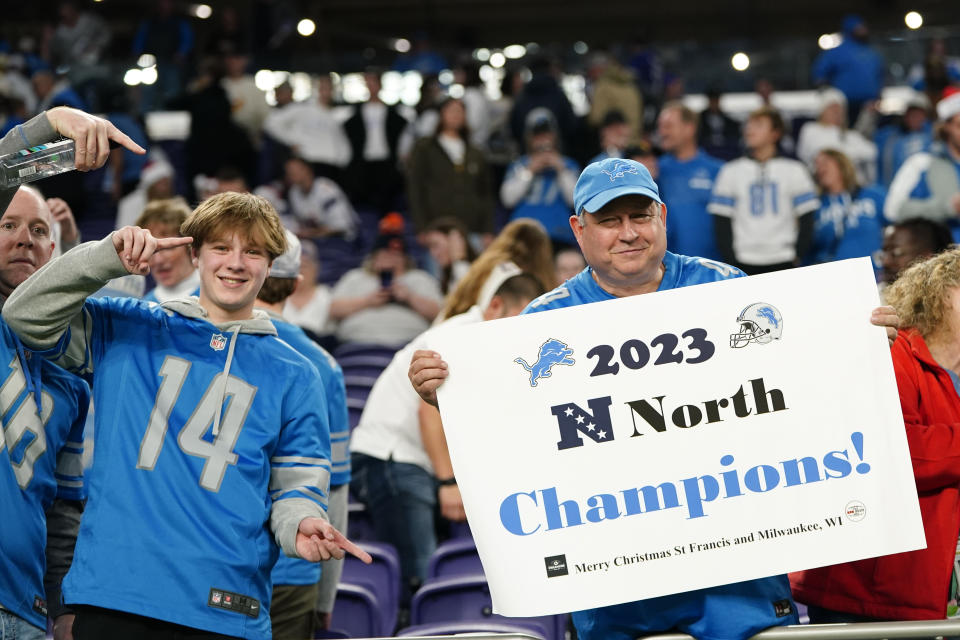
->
xmin=574 ymin=158 xmax=663 ymax=216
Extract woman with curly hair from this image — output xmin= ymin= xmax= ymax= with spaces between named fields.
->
xmin=792 ymin=247 xmax=960 ymax=622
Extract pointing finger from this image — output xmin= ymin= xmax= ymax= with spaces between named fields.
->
xmin=155 ymin=236 xmax=194 ymax=250
xmin=107 ymin=122 xmax=146 ymax=154
xmin=336 ymin=534 xmax=373 ymax=564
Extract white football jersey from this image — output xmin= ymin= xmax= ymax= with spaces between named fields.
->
xmin=708 ymin=157 xmax=819 ymax=265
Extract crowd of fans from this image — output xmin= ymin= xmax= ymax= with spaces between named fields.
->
xmin=4 ymin=3 xmax=960 ymax=640
xmin=3 ymin=9 xmax=959 ymax=308
xmin=1 ymin=8 xmax=959 ymax=310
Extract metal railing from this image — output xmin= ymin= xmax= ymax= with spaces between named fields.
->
xmin=643 ymin=620 xmax=960 ymax=640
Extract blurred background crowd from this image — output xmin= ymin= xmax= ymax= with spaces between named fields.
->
xmin=1 ymin=4 xmax=958 ymax=348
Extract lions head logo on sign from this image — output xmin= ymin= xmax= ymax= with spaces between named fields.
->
xmin=515 ymin=338 xmax=575 ymax=387
xmin=730 ymin=303 xmax=783 ymax=348
xmin=601 ymin=162 xmax=639 ymax=181
xmin=210 ymin=333 xmax=227 ymax=351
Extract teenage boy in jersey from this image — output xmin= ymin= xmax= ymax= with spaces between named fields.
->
xmin=0 ymin=187 xmax=90 ymax=640
xmin=4 ymin=192 xmax=369 ymax=640
xmin=709 ymin=107 xmax=819 ymax=275
xmin=409 ymin=157 xmax=899 ymax=640
xmin=256 ymin=230 xmax=351 ymax=639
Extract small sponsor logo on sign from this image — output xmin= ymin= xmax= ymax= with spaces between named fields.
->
xmin=544 ymin=554 xmax=569 ymax=578
xmin=845 ymin=500 xmax=866 ymax=522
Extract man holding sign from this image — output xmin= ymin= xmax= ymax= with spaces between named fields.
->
xmin=410 ymin=157 xmax=900 ymax=640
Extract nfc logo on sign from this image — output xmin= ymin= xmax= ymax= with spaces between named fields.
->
xmin=544 ymin=554 xmax=569 ymax=578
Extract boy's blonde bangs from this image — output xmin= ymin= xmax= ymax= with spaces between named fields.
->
xmin=181 ymin=192 xmax=287 ymax=260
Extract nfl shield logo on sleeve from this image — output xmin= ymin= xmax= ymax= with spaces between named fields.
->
xmin=210 ymin=333 xmax=227 ymax=351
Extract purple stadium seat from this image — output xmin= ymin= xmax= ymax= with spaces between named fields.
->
xmin=410 ymin=574 xmax=567 ymax=640
xmin=340 ymin=541 xmax=402 ymax=634
xmin=336 ymin=344 xmax=401 ymax=430
xmin=328 ymin=582 xmax=385 ymax=638
xmin=427 ymin=537 xmax=484 ymax=579
xmin=396 ymin=620 xmax=547 ymax=639
xmin=333 ymin=343 xmax=401 ymax=363
xmin=312 ymin=630 xmax=350 ymax=639
xmin=346 ymin=497 xmax=377 ymax=541
xmin=312 ymin=236 xmax=364 ymax=286
xmin=447 ymin=520 xmax=473 ymax=539
xmin=335 ymin=353 xmax=396 ymax=376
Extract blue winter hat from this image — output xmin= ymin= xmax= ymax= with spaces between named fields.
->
xmin=574 ymin=158 xmax=663 ymax=216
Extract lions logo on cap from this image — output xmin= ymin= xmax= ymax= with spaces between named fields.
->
xmin=601 ymin=162 xmax=640 ymax=182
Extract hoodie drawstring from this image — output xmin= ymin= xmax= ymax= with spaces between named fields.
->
xmin=212 ymin=325 xmax=241 ymax=437
xmin=14 ymin=339 xmax=44 ymax=418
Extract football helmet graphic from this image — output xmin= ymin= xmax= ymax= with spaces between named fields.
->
xmin=729 ymin=303 xmax=783 ymax=348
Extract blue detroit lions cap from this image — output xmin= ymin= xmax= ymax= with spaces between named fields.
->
xmin=574 ymin=158 xmax=663 ymax=216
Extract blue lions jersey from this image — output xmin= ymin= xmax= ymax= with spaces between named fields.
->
xmin=271 ymin=318 xmax=348 ymax=587
xmin=525 ymin=251 xmax=744 ymax=312
xmin=504 ymin=156 xmax=580 ymax=245
xmin=807 ymin=187 xmax=886 ymax=266
xmin=0 ymin=320 xmax=89 ymax=629
xmin=523 ymin=252 xmax=799 ymax=640
xmin=54 ymin=298 xmax=330 ymax=640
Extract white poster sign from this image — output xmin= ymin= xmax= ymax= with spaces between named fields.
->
xmin=429 ymin=258 xmax=924 ymax=617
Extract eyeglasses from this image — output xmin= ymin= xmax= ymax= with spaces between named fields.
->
xmin=872 ymin=248 xmax=907 ymax=269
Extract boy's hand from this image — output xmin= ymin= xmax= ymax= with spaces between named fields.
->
xmin=111 ymin=226 xmax=192 ymax=275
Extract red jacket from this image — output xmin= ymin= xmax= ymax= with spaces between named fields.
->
xmin=791 ymin=329 xmax=960 ymax=620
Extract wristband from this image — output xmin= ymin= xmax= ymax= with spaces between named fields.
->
xmin=437 ymin=476 xmax=457 ymax=487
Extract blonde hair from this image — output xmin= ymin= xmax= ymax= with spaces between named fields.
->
xmin=885 ymin=247 xmax=960 ymax=339
xmin=135 ymin=197 xmax=192 ymax=232
xmin=816 ymin=149 xmax=859 ymax=193
xmin=181 ymin=192 xmax=287 ymax=260
xmin=439 ymin=218 xmax=556 ymax=320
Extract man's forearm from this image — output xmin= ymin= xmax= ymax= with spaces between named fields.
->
xmin=419 ymin=401 xmax=453 ymax=478
xmin=0 ymin=112 xmax=58 ymax=215
xmin=898 ymin=197 xmax=954 ymax=223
